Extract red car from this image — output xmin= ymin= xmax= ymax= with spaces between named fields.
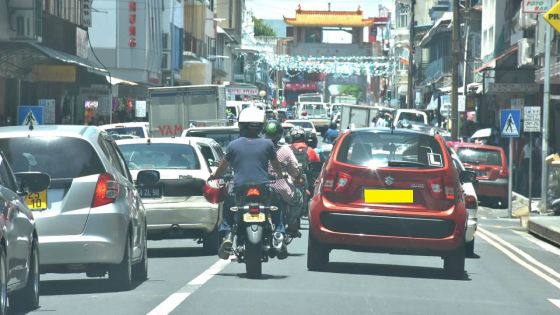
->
xmin=452 ymin=143 xmax=508 ymax=208
xmin=308 ymin=128 xmax=475 ymax=279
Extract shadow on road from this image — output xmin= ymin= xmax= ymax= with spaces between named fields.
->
xmin=217 ymin=272 xmax=288 ymax=280
xmin=320 ymin=262 xmax=471 ymax=281
xmin=148 ymin=246 xmax=211 ymax=258
xmin=39 ymin=278 xmax=145 ymax=296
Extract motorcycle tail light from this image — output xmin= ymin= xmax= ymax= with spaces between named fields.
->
xmin=249 ymin=206 xmax=260 ymax=214
xmin=246 ymin=187 xmax=261 ymax=197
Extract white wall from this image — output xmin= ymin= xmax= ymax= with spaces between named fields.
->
xmin=90 ymin=0 xmax=117 ymax=48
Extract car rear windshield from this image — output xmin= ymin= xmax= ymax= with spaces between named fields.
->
xmin=398 ymin=112 xmax=425 ymax=123
xmin=337 ymin=132 xmax=445 ymax=168
xmin=104 ymin=127 xmax=145 ymax=138
xmin=118 ymin=143 xmax=200 ymax=170
xmin=0 ymin=137 xmax=104 ymax=179
xmin=456 ymin=148 xmax=502 ymax=166
xmin=186 ymin=130 xmax=239 ymax=148
xmin=289 ymin=121 xmax=313 ymax=129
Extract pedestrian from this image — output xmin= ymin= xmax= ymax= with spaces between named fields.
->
xmin=519 ymin=138 xmax=531 ymax=196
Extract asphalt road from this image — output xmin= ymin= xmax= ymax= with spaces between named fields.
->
xmin=16 ymin=206 xmax=560 ymax=315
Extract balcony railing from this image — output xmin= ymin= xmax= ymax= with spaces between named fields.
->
xmin=422 ymin=56 xmax=452 ymax=85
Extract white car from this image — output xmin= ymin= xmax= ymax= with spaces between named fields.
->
xmin=99 ymin=122 xmax=150 ymax=139
xmin=285 ymin=119 xmax=318 ymax=135
xmin=393 ymin=109 xmax=428 ymax=127
xmin=116 ymin=137 xmax=221 ymax=254
xmin=450 ymin=149 xmax=478 ymax=257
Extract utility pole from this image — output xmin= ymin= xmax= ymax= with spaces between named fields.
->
xmin=451 ymin=0 xmax=460 ymax=140
xmin=461 ymin=0 xmax=471 ymax=139
xmin=407 ymin=0 xmax=416 ymax=109
xmin=542 ymin=23 xmax=552 ymax=212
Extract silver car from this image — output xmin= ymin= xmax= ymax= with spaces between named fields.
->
xmin=116 ymin=137 xmax=221 ymax=253
xmin=0 ymin=125 xmax=153 ymax=291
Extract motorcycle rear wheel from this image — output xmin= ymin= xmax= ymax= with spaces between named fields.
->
xmin=245 ymin=241 xmax=262 ymax=279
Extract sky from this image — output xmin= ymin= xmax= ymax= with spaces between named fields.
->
xmin=245 ymin=0 xmax=395 ymax=20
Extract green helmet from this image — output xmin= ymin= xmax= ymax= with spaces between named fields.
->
xmin=264 ymin=120 xmax=283 ymax=144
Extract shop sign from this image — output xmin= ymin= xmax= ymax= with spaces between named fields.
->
xmin=82 ymin=0 xmax=92 ymax=27
xmin=284 ymin=82 xmax=318 ymax=91
xmin=76 ymin=28 xmax=88 ymax=59
xmin=129 ymin=1 xmax=137 ymax=47
xmin=32 ymin=65 xmax=76 ymax=83
xmin=135 ymin=100 xmax=147 ymax=118
xmin=523 ymin=0 xmax=553 ymax=13
xmin=226 ymin=87 xmax=258 ymax=96
xmin=487 ymin=83 xmax=539 ymax=94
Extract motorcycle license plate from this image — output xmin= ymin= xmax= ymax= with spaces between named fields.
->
xmin=25 ymin=191 xmax=47 ymax=211
xmin=243 ymin=213 xmax=266 ymax=223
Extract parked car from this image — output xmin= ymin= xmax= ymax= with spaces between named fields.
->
xmin=99 ymin=122 xmax=150 ymax=139
xmin=450 ymin=148 xmax=479 ymax=257
xmin=308 ymin=128 xmax=474 ymax=279
xmin=0 ymin=125 xmax=153 ymax=291
xmin=0 ymin=155 xmax=49 ymax=314
xmin=181 ymin=126 xmax=240 ymax=149
xmin=452 ymin=143 xmax=508 ymax=208
xmin=116 ymin=137 xmax=221 ymax=253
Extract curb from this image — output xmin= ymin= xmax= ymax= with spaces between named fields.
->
xmin=528 ymin=217 xmax=560 ymax=246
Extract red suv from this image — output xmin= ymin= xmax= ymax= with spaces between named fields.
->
xmin=452 ymin=143 xmax=508 ymax=208
xmin=308 ymin=128 xmax=474 ymax=279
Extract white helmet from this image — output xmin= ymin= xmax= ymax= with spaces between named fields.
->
xmin=238 ymin=106 xmax=265 ymax=123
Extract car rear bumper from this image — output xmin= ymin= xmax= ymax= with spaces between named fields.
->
xmin=466 ymin=207 xmax=478 ymax=243
xmin=39 ymin=213 xmax=128 ymax=266
xmin=476 ymin=178 xmax=507 ymax=198
xmin=309 ymin=195 xmax=467 ymax=254
xmin=144 ymin=201 xmax=219 ymax=233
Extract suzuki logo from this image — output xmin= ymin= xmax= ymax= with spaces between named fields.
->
xmin=384 ymin=176 xmax=394 ymax=186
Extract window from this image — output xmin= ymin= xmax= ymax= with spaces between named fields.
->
xmin=97 ymin=137 xmax=127 ymax=177
xmin=396 ymin=3 xmax=409 ymax=29
xmin=0 ymin=154 xmax=17 ymax=192
xmin=198 ymin=144 xmax=216 ymax=168
xmin=118 ymin=143 xmax=201 ymax=170
xmin=456 ymin=148 xmax=502 ymax=166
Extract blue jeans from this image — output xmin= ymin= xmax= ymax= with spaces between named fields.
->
xmin=219 ymin=190 xmax=285 ymax=234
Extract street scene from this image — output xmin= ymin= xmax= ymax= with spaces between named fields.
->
xmin=2 ymin=0 xmax=560 ymax=314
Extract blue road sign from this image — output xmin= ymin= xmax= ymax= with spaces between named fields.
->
xmin=500 ymin=109 xmax=521 ymax=138
xmin=18 ymin=106 xmax=44 ymax=126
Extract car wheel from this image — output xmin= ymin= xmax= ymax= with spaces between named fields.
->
xmin=132 ymin=226 xmax=148 ymax=282
xmin=307 ymin=231 xmax=329 ymax=271
xmin=109 ymin=234 xmax=133 ymax=291
xmin=444 ymin=243 xmax=466 ymax=279
xmin=466 ymin=238 xmax=475 ymax=257
xmin=12 ymin=238 xmax=40 ymax=311
xmin=0 ymin=246 xmax=7 ymax=315
xmin=203 ymin=224 xmax=220 ymax=255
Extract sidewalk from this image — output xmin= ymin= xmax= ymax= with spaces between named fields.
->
xmin=513 ymin=192 xmax=560 ymax=246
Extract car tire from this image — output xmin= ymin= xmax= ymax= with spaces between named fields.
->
xmin=203 ymin=224 xmax=220 ymax=255
xmin=466 ymin=238 xmax=475 ymax=257
xmin=245 ymin=241 xmax=262 ymax=279
xmin=132 ymin=227 xmax=148 ymax=282
xmin=109 ymin=234 xmax=133 ymax=291
xmin=307 ymin=231 xmax=329 ymax=271
xmin=444 ymin=243 xmax=466 ymax=279
xmin=12 ymin=238 xmax=40 ymax=311
xmin=0 ymin=246 xmax=7 ymax=315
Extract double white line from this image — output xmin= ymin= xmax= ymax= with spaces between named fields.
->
xmin=478 ymin=227 xmax=560 ymax=308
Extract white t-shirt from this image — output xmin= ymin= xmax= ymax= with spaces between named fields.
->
xmin=522 ymin=143 xmax=531 ymax=160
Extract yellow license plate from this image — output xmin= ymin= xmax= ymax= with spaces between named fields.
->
xmin=364 ymin=189 xmax=413 ymax=204
xmin=24 ymin=191 xmax=47 ymax=211
xmin=243 ymin=213 xmax=266 ymax=223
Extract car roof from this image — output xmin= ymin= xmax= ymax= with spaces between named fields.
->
xmin=0 ymin=125 xmax=101 ymax=140
xmin=183 ymin=136 xmax=220 ymax=145
xmin=99 ymin=122 xmax=148 ymax=129
xmin=116 ymin=137 xmax=194 ymax=145
xmin=286 ymin=119 xmax=314 ymax=124
xmin=185 ymin=126 xmax=239 ymax=131
xmin=350 ymin=127 xmax=442 ymax=138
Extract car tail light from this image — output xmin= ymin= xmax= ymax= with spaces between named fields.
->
xmin=246 ymin=187 xmax=261 ymax=197
xmin=321 ymin=172 xmax=352 ymax=193
xmin=92 ymin=173 xmax=119 ymax=208
xmin=428 ymin=177 xmax=455 ymax=200
xmin=465 ymin=195 xmax=477 ymax=209
xmin=498 ymin=167 xmax=508 ymax=178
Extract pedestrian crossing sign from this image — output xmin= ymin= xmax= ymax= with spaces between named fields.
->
xmin=500 ymin=109 xmax=521 ymax=138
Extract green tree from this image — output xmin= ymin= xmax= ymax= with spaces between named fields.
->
xmin=252 ymin=16 xmax=277 ymax=37
xmin=338 ymin=85 xmax=362 ymax=100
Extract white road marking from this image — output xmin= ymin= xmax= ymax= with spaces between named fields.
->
xmin=479 ymin=227 xmax=560 ymax=281
xmin=513 ymin=230 xmax=560 ymax=258
xmin=477 ymin=230 xmax=560 ymax=290
xmin=549 ymin=299 xmax=560 ymax=309
xmin=147 ymin=259 xmax=231 ymax=315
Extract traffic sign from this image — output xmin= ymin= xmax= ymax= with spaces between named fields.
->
xmin=17 ymin=106 xmax=43 ymax=126
xmin=544 ymin=1 xmax=560 ymax=33
xmin=458 ymin=95 xmax=465 ymax=112
xmin=500 ymin=109 xmax=521 ymax=138
xmin=524 ymin=106 xmax=541 ymax=133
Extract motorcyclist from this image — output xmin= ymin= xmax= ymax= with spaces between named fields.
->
xmin=210 ymin=107 xmax=287 ymax=260
xmin=323 ymin=122 xmax=340 ymax=144
xmin=289 ymin=126 xmax=321 ymax=200
xmin=263 ymin=120 xmax=305 ymax=238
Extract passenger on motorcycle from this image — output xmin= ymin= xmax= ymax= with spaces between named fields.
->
xmin=209 ymin=107 xmax=287 ymax=260
xmin=263 ymin=120 xmax=305 ymax=237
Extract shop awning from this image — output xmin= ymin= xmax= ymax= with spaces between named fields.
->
xmin=475 ymin=45 xmax=518 ymax=72
xmin=106 ymin=76 xmax=138 ymax=86
xmin=418 ymin=12 xmax=452 ymax=47
xmin=0 ymin=41 xmax=107 ymax=79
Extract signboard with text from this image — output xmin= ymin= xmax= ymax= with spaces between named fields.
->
xmin=523 ymin=0 xmax=553 ymax=13
xmin=524 ymin=106 xmax=541 ymax=132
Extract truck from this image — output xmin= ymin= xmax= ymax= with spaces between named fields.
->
xmin=148 ymin=85 xmax=226 ymax=137
xmin=339 ymin=104 xmax=379 ymax=130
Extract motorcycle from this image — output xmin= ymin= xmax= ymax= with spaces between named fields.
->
xmin=229 ymin=182 xmax=280 ymax=279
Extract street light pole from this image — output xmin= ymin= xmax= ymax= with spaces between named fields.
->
xmin=451 ymin=0 xmax=460 ymax=140
xmin=407 ymin=0 xmax=416 ymax=109
xmin=541 ymin=23 xmax=552 ymax=212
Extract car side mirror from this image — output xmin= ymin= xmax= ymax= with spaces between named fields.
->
xmin=136 ymin=170 xmax=160 ymax=186
xmin=460 ymin=170 xmax=476 ymax=183
xmin=16 ymin=172 xmax=51 ymax=194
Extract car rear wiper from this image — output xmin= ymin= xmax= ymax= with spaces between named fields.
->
xmin=387 ymin=160 xmax=437 ymax=168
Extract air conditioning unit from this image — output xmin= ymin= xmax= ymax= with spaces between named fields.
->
xmin=162 ymin=52 xmax=170 ymax=70
xmin=518 ymin=38 xmax=534 ymax=68
xmin=517 ymin=6 xmax=537 ymax=30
